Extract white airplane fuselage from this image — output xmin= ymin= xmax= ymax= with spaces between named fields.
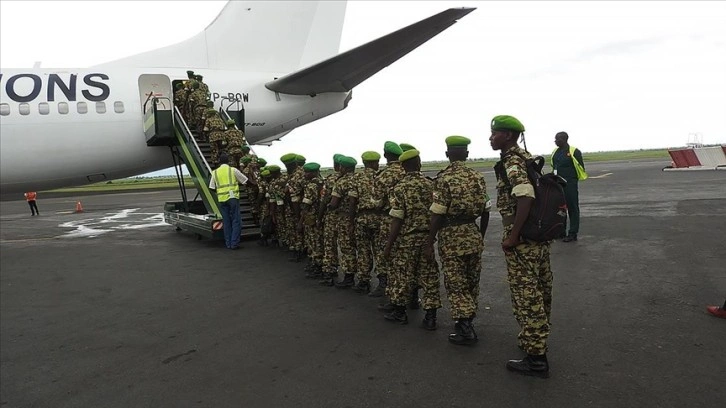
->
xmin=0 ymin=68 xmax=350 ymax=194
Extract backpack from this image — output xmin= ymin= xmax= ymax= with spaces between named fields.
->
xmin=495 ymin=152 xmax=568 ymax=242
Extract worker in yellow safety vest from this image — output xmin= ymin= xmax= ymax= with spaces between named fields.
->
xmin=552 ymin=131 xmax=588 ymax=242
xmin=208 ymin=152 xmax=249 ymax=249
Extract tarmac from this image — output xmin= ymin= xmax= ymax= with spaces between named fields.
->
xmin=1 ymin=160 xmax=725 ymax=408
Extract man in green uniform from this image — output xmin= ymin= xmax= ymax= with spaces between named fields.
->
xmin=348 ymin=151 xmax=382 ymax=293
xmin=204 ymin=108 xmax=227 ymax=168
xmin=195 ymin=74 xmax=210 ymax=99
xmin=224 ymin=120 xmax=245 ymax=167
xmin=300 ymin=163 xmax=324 ymax=278
xmin=428 ymin=136 xmax=491 ymax=340
xmin=382 ymin=149 xmax=441 ymax=326
xmin=257 ymin=168 xmax=272 ymax=246
xmin=552 ymin=131 xmax=587 ymax=242
xmin=282 ymin=153 xmax=305 ymax=261
xmin=329 ymin=156 xmax=358 ymax=288
xmin=187 ymin=81 xmax=208 ymax=132
xmin=371 ymin=142 xmax=406 ymax=300
xmin=319 ymin=154 xmax=344 ymax=286
xmin=267 ymin=165 xmax=286 ymax=247
xmin=490 ymin=115 xmax=553 ymax=378
xmin=173 ymin=82 xmax=189 ymax=117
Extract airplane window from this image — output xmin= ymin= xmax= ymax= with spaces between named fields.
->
xmin=114 ymin=101 xmax=125 ymax=114
xmin=0 ymin=103 xmax=9 ymax=116
xmin=96 ymin=102 xmax=106 ymax=114
xmin=77 ymin=102 xmax=88 ymax=114
xmin=58 ymin=102 xmax=69 ymax=114
xmin=39 ymin=102 xmax=50 ymax=115
xmin=19 ymin=103 xmax=30 ymax=115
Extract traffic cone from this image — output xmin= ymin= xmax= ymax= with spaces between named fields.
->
xmin=75 ymin=201 xmax=84 ymax=213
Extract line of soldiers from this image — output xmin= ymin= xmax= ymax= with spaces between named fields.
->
xmin=247 ymin=115 xmax=553 ymax=378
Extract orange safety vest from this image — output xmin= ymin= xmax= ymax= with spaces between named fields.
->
xmin=25 ymin=192 xmax=37 ymax=201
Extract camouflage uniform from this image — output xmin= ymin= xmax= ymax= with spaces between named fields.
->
xmin=286 ymin=167 xmax=306 ymax=252
xmin=331 ymin=171 xmax=357 ymax=276
xmin=224 ymin=127 xmax=245 ymax=166
xmin=374 ymin=161 xmax=406 ymax=293
xmin=495 ymin=146 xmax=553 ymax=356
xmin=430 ymin=161 xmax=491 ymax=319
xmin=350 ymin=167 xmax=382 ymax=284
xmin=186 ymin=85 xmax=207 ymax=131
xmin=302 ymin=176 xmax=324 ymax=267
xmin=204 ymin=112 xmax=227 ymax=167
xmin=321 ymin=172 xmax=342 ymax=273
xmin=269 ymin=173 xmax=290 ymax=246
xmin=174 ymin=86 xmax=189 ymax=118
xmin=388 ymin=172 xmax=441 ymax=310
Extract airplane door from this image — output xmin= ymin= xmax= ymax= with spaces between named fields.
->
xmin=138 ymin=74 xmax=174 ymax=146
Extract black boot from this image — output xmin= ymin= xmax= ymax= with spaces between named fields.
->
xmin=408 ymin=288 xmax=420 ymax=310
xmin=383 ymin=305 xmax=408 ymax=324
xmin=351 ymin=280 xmax=371 ymax=294
xmin=421 ymin=309 xmax=437 ymax=331
xmin=368 ymin=274 xmax=387 ymax=298
xmin=377 ymin=301 xmax=395 ymax=312
xmin=289 ymin=249 xmax=303 ymax=262
xmin=562 ymin=234 xmax=577 ymax=242
xmin=506 ymin=354 xmax=550 ymax=378
xmin=335 ymin=273 xmax=355 ymax=289
xmin=303 ymin=259 xmax=315 ymax=272
xmin=448 ymin=318 xmax=478 ymax=345
xmin=318 ymin=272 xmax=335 ymax=286
xmin=305 ymin=264 xmax=323 ymax=279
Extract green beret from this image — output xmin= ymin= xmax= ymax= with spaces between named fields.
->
xmin=260 ymin=169 xmax=271 ymax=177
xmin=241 ymin=145 xmax=251 ymax=151
xmin=280 ymin=153 xmax=297 ymax=164
xmin=226 ymin=119 xmax=236 ymax=126
xmin=490 ymin=115 xmax=525 ymax=133
xmin=339 ymin=156 xmax=357 ymax=168
xmin=399 ymin=149 xmax=420 ymax=162
xmin=361 ymin=151 xmax=381 ymax=161
xmin=333 ymin=153 xmax=344 ymax=164
xmin=383 ymin=141 xmax=403 ymax=156
xmin=303 ymin=162 xmax=320 ymax=172
xmin=240 ymin=156 xmax=252 ymax=164
xmin=445 ymin=135 xmax=471 ymax=147
xmin=206 ymin=108 xmax=217 ymax=114
xmin=267 ymin=165 xmax=281 ymax=173
xmin=296 ymin=154 xmax=306 ymax=163
xmin=399 ymin=143 xmax=416 ymax=152
xmin=257 ymin=158 xmax=267 ymax=166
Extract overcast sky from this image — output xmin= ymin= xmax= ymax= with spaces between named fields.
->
xmin=2 ymin=1 xmax=725 ymax=171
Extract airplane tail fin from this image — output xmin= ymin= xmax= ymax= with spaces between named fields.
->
xmin=96 ymin=1 xmax=347 ymax=72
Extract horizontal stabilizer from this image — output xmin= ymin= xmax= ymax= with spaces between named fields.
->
xmin=265 ymin=7 xmax=475 ymax=96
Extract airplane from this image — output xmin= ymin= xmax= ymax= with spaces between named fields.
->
xmin=0 ymin=1 xmax=475 ymax=195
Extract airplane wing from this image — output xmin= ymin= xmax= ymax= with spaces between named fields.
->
xmin=265 ymin=7 xmax=476 ymax=96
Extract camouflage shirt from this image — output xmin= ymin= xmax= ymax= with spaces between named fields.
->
xmin=321 ymin=172 xmax=342 ymax=209
xmin=375 ymin=161 xmax=406 ymax=211
xmin=331 ymin=171 xmax=356 ymax=214
xmin=269 ymin=174 xmax=289 ymax=206
xmin=188 ymin=88 xmax=207 ymax=110
xmin=224 ymin=128 xmax=244 ymax=148
xmin=495 ymin=146 xmax=535 ymax=220
xmin=348 ymin=167 xmax=379 ymax=211
xmin=302 ymin=177 xmax=323 ymax=224
xmin=204 ymin=113 xmax=226 ymax=132
xmin=286 ymin=167 xmax=306 ymax=203
xmin=389 ymin=172 xmax=434 ymax=236
xmin=431 ymin=161 xmax=491 ymax=256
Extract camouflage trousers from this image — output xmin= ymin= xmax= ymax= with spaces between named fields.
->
xmin=208 ymin=132 xmax=225 ymax=167
xmin=284 ymin=206 xmax=302 ymax=251
xmin=338 ymin=218 xmax=357 ymax=275
xmin=354 ymin=212 xmax=382 ymax=283
xmin=303 ymin=217 xmax=323 ymax=265
xmin=441 ymin=252 xmax=482 ymax=319
xmin=389 ymin=233 xmax=441 ymax=310
xmin=274 ymin=205 xmax=288 ymax=245
xmin=322 ymin=212 xmax=340 ymax=273
xmin=503 ymin=225 xmax=553 ymax=355
xmin=377 ymin=218 xmax=395 ymax=295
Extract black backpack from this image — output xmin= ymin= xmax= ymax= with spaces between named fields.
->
xmin=495 ymin=152 xmax=568 ymax=242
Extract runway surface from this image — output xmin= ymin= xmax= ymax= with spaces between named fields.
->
xmin=2 ymin=160 xmax=725 ymax=408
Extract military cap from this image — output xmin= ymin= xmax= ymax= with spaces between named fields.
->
xmin=383 ymin=141 xmax=403 ymax=156
xmin=490 ymin=115 xmax=525 ymax=133
xmin=445 ymin=135 xmax=471 ymax=147
xmin=195 ymin=75 xmax=203 ymax=80
xmin=280 ymin=153 xmax=298 ymax=164
xmin=333 ymin=153 xmax=344 ymax=164
xmin=296 ymin=154 xmax=306 ymax=163
xmin=226 ymin=119 xmax=236 ymax=126
xmin=207 ymin=108 xmax=217 ymax=114
xmin=240 ymin=156 xmax=252 ymax=164
xmin=361 ymin=151 xmax=381 ymax=161
xmin=399 ymin=149 xmax=420 ymax=162
xmin=257 ymin=158 xmax=267 ymax=166
xmin=399 ymin=143 xmax=416 ymax=152
xmin=186 ymin=70 xmax=195 ymax=77
xmin=339 ymin=156 xmax=357 ymax=168
xmin=242 ymin=145 xmax=251 ymax=151
xmin=260 ymin=169 xmax=271 ymax=177
xmin=303 ymin=162 xmax=321 ymax=172
xmin=175 ymin=83 xmax=183 ymax=89
xmin=267 ymin=165 xmax=281 ymax=172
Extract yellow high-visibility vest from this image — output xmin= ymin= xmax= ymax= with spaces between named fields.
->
xmin=551 ymin=146 xmax=588 ymax=181
xmin=212 ymin=164 xmax=240 ymax=202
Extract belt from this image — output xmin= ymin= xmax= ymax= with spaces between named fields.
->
xmin=442 ymin=215 xmax=477 ymax=227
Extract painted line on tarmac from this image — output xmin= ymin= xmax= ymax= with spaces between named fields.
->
xmin=0 ymin=236 xmax=59 ymax=244
xmin=590 ymin=172 xmax=613 ymax=179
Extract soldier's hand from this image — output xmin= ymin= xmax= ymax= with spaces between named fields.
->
xmin=424 ymin=242 xmax=435 ymax=262
xmin=383 ymin=246 xmax=392 ymax=260
xmin=501 ymin=235 xmax=522 ymax=250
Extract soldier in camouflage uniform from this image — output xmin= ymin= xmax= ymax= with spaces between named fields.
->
xmin=257 ymin=168 xmax=272 ymax=246
xmin=348 ymin=151 xmax=382 ymax=294
xmin=300 ymin=163 xmax=324 ymax=278
xmin=329 ymin=156 xmax=358 ymax=288
xmin=204 ymin=109 xmax=227 ymax=168
xmin=490 ymin=115 xmax=553 ymax=378
xmin=382 ymin=149 xmax=441 ymax=325
xmin=187 ymin=81 xmax=208 ymax=132
xmin=267 ymin=165 xmax=287 ymax=247
xmin=195 ymin=75 xmax=210 ymax=100
xmin=318 ymin=154 xmax=344 ymax=286
xmin=224 ymin=120 xmax=245 ymax=167
xmin=428 ymin=136 xmax=491 ymax=339
xmin=281 ymin=153 xmax=305 ymax=261
xmin=248 ymin=157 xmax=265 ymax=224
xmin=373 ymin=142 xmax=406 ymax=303
xmin=173 ymin=82 xmax=189 ymax=117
